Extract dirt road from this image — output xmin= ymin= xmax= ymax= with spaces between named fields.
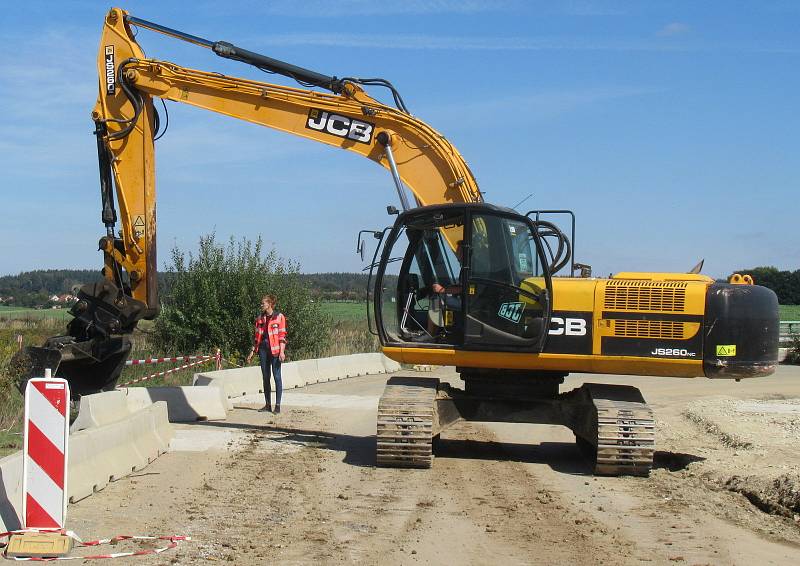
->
xmin=67 ymin=366 xmax=800 ymax=565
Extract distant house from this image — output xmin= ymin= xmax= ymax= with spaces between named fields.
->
xmin=58 ymin=294 xmax=76 ymax=303
xmin=49 ymin=295 xmax=61 ymax=303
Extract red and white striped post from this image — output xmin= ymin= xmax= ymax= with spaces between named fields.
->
xmin=22 ymin=368 xmax=70 ymax=530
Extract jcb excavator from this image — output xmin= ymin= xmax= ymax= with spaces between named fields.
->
xmin=14 ymin=8 xmax=779 ymax=476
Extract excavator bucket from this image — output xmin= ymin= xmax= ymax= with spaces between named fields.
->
xmin=9 ymin=347 xmax=62 ymax=392
xmin=10 ymin=337 xmax=132 ymax=398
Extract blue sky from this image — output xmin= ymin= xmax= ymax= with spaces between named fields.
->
xmin=0 ymin=1 xmax=797 ymax=279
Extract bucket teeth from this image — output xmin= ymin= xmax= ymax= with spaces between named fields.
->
xmin=376 ymin=377 xmax=438 ymax=468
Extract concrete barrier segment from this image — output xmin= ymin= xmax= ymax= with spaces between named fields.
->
xmin=194 ymin=366 xmax=263 ymax=398
xmin=280 ymin=362 xmax=303 ymax=389
xmin=127 ymin=404 xmax=167 ymax=464
xmin=70 ymin=402 xmax=172 ymax=484
xmin=70 ymin=390 xmax=132 ymax=432
xmin=0 ymin=452 xmax=23 ymax=532
xmin=121 ymin=386 xmax=230 ymax=422
xmin=317 ymin=355 xmax=347 ymax=381
xmin=294 ymin=359 xmax=321 ymax=385
xmin=92 ymin=418 xmax=148 ymax=481
xmin=349 ymin=353 xmax=386 ymax=375
xmin=381 ymin=354 xmax=402 ymax=373
xmin=340 ymin=354 xmax=366 ymax=377
xmin=67 ymin=432 xmax=107 ymax=503
xmin=150 ymin=401 xmax=175 ymax=455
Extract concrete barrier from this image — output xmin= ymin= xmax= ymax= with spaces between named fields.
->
xmin=194 ymin=366 xmax=262 ymax=398
xmin=317 ymin=355 xmax=347 ymax=381
xmin=381 ymin=354 xmax=402 ymax=373
xmin=280 ymin=363 xmax=303 ymax=389
xmin=71 ymin=390 xmax=131 ymax=432
xmin=68 ymin=401 xmax=173 ymax=502
xmin=0 ymin=401 xmax=176 ymax=509
xmin=349 ymin=353 xmax=387 ymax=376
xmin=122 ymin=386 xmax=230 ymax=422
xmin=295 ymin=359 xmax=321 ymax=385
xmin=67 ymin=430 xmax=106 ymax=503
xmin=194 ymin=352 xmax=402 ymax=398
xmin=73 ymin=387 xmax=230 ymax=429
xmin=0 ymin=452 xmax=23 ymax=532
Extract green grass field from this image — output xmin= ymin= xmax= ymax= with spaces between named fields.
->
xmin=0 ymin=305 xmax=72 ymax=321
xmin=780 ymin=305 xmax=800 ymax=321
xmin=318 ymin=301 xmax=368 ymax=323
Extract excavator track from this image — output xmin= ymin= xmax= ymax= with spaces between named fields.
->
xmin=376 ymin=377 xmax=438 ymax=468
xmin=576 ymin=384 xmax=656 ymax=476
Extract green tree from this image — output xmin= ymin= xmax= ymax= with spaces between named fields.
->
xmin=735 ymin=266 xmax=799 ymax=304
xmin=153 ymin=235 xmax=331 ymax=362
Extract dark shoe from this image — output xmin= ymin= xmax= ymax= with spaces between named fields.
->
xmin=258 ymin=405 xmax=272 ymax=413
xmin=274 ymin=405 xmax=281 ymax=414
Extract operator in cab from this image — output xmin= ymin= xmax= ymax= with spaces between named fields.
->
xmin=427 ymin=240 xmax=465 ymax=337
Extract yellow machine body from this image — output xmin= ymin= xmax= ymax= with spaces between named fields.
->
xmin=385 ymin=272 xmax=712 ymax=377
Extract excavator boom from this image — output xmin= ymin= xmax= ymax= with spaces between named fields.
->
xmin=13 ymin=7 xmax=482 ymax=396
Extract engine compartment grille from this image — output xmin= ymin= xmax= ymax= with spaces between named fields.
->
xmin=604 ymin=281 xmax=688 ymax=312
xmin=613 ymin=320 xmax=688 ymax=339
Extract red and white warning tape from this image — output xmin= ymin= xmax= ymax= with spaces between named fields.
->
xmin=116 ymin=357 xmax=212 ymax=388
xmin=116 ymin=349 xmax=222 ymax=388
xmin=125 ymin=355 xmax=209 ymax=366
xmin=0 ymin=529 xmax=191 ymax=561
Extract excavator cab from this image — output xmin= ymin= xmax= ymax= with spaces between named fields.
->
xmin=374 ymin=203 xmax=554 ymax=353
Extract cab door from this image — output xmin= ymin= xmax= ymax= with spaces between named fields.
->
xmin=462 ymin=211 xmax=553 ymax=352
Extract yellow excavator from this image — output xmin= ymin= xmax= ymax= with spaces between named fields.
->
xmin=15 ymin=8 xmax=779 ymax=475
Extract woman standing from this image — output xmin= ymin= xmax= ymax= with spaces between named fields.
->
xmin=245 ymin=294 xmax=287 ymax=413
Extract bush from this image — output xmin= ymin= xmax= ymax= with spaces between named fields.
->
xmin=153 ymin=235 xmax=331 ymax=361
xmin=785 ymin=333 xmax=800 ymax=365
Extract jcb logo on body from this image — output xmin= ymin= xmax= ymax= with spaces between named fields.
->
xmin=105 ymin=45 xmax=115 ymax=95
xmin=306 ymin=109 xmax=374 ymax=144
xmin=549 ymin=317 xmax=587 ymax=336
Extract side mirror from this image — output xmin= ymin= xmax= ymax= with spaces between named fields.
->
xmin=387 ymin=205 xmax=399 ymax=215
xmin=356 ymin=229 xmax=385 ymax=262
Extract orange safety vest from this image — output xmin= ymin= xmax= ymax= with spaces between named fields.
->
xmin=253 ymin=311 xmax=287 ymax=356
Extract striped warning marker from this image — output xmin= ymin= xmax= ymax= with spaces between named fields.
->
xmin=22 ymin=376 xmax=70 ymax=530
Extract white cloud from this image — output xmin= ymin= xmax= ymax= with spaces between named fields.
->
xmin=657 ymin=22 xmax=691 ymax=38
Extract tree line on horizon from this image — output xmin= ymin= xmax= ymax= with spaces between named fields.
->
xmin=1 ymin=266 xmax=797 ymax=306
xmin=736 ymin=267 xmax=800 ymax=305
xmin=0 ymin=269 xmax=390 ymax=306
